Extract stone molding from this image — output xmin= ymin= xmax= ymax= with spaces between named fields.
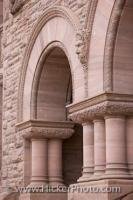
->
xmin=9 ymin=0 xmax=24 ymax=14
xmin=103 ymin=0 xmax=126 ymax=92
xmin=16 ymin=120 xmax=75 ymax=139
xmin=67 ymin=93 xmax=133 ymax=123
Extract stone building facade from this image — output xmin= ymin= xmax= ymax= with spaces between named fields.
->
xmin=0 ymin=0 xmax=132 ymax=199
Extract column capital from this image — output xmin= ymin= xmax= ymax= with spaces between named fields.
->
xmin=67 ymin=93 xmax=133 ymax=123
xmin=16 ymin=120 xmax=75 ymax=140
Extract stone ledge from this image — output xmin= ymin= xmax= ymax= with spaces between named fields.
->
xmin=16 ymin=120 xmax=75 ymax=139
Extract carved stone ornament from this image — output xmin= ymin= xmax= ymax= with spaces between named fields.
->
xmin=16 ymin=120 xmax=75 ymax=140
xmin=75 ymin=0 xmax=98 ymax=69
xmin=67 ymin=93 xmax=133 ymax=123
xmin=76 ymin=29 xmax=90 ymax=68
xmin=9 ymin=0 xmax=24 ymax=15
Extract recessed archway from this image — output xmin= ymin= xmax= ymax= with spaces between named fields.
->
xmin=35 ymin=47 xmax=72 ymax=121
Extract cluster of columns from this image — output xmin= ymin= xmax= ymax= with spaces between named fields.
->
xmin=18 ymin=121 xmax=74 ymax=187
xmin=79 ymin=116 xmax=133 ymax=182
xmin=31 ymin=138 xmax=63 ymax=186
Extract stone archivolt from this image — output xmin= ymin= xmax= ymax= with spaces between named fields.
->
xmin=9 ymin=0 xmax=98 ymax=70
xmin=103 ymin=0 xmax=126 ymax=92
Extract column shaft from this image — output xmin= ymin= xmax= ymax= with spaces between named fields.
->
xmin=94 ymin=119 xmax=106 ymax=175
xmin=48 ymin=139 xmax=63 ymax=186
xmin=126 ymin=117 xmax=133 ymax=175
xmin=79 ymin=122 xmax=94 ymax=181
xmin=105 ymin=116 xmax=128 ymax=175
xmin=31 ymin=139 xmax=48 ymax=186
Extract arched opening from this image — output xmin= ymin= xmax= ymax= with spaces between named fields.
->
xmin=36 ymin=47 xmax=72 ymax=121
xmin=32 ymin=47 xmax=83 ymax=186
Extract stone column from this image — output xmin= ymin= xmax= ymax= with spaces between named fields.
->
xmin=31 ymin=139 xmax=48 ymax=186
xmin=105 ymin=116 xmax=128 ymax=176
xmin=17 ymin=120 xmax=74 ymax=187
xmin=78 ymin=122 xmax=94 ymax=182
xmin=126 ymin=117 xmax=133 ymax=176
xmin=93 ymin=119 xmax=106 ymax=175
xmin=48 ymin=139 xmax=63 ymax=186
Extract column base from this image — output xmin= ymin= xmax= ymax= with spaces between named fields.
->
xmin=68 ymin=179 xmax=133 ymax=200
xmin=79 ymin=174 xmax=133 ymax=183
xmin=78 ymin=167 xmax=94 ymax=182
xmin=19 ymin=192 xmax=67 ymax=200
xmin=28 ymin=182 xmax=48 ymax=187
xmin=48 ymin=177 xmax=64 ymax=187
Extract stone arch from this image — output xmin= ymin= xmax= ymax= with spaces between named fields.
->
xmin=113 ymin=0 xmax=133 ymax=94
xmin=31 ymin=42 xmax=72 ymax=121
xmin=17 ymin=6 xmax=85 ymax=122
xmin=103 ymin=0 xmax=126 ymax=92
xmin=87 ymin=0 xmax=126 ymax=97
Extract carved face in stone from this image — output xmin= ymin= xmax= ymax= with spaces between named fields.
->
xmin=77 ymin=0 xmax=88 ymax=7
xmin=10 ymin=0 xmax=15 ymax=5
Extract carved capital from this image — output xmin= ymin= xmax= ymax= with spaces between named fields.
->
xmin=67 ymin=93 xmax=133 ymax=123
xmin=16 ymin=120 xmax=75 ymax=140
xmin=9 ymin=0 xmax=24 ymax=14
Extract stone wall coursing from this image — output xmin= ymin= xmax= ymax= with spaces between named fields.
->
xmin=2 ymin=0 xmax=89 ymax=191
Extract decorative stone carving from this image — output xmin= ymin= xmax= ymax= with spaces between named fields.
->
xmin=75 ymin=0 xmax=98 ymax=69
xmin=67 ymin=93 xmax=133 ymax=123
xmin=76 ymin=29 xmax=90 ymax=68
xmin=9 ymin=0 xmax=24 ymax=14
xmin=16 ymin=120 xmax=75 ymax=139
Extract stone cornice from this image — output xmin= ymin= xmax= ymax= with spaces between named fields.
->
xmin=67 ymin=93 xmax=133 ymax=123
xmin=16 ymin=120 xmax=75 ymax=140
